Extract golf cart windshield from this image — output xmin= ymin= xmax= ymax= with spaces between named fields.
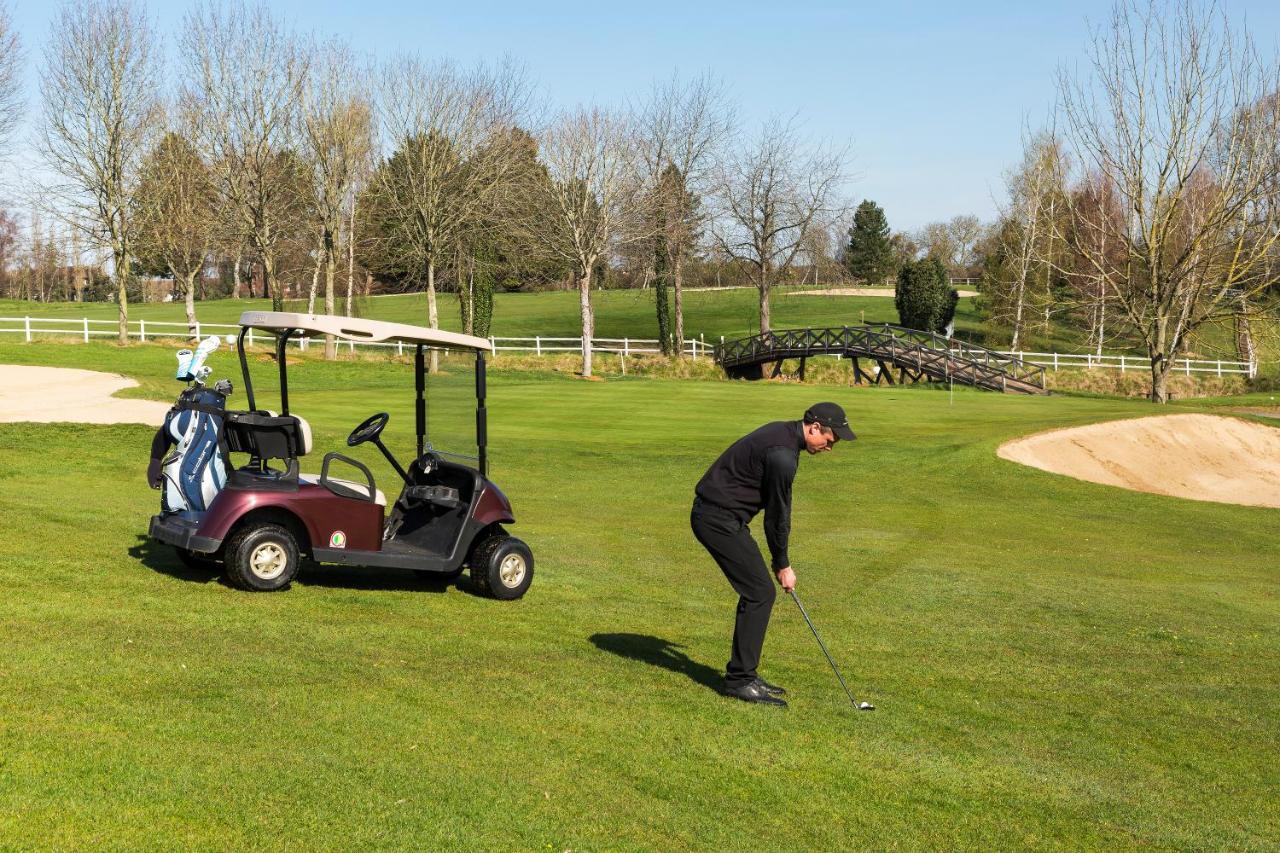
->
xmin=235 ymin=311 xmax=493 ymax=473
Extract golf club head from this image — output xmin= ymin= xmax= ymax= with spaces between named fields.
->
xmin=212 ymin=378 xmax=233 ymax=396
xmin=858 ymin=701 xmax=875 ymax=711
xmin=193 ymin=365 xmax=212 ymax=385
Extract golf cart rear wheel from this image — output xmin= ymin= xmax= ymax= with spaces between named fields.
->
xmin=469 ymin=536 xmax=533 ymax=600
xmin=225 ymin=524 xmax=300 ymax=592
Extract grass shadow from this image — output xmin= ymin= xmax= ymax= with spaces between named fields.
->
xmin=129 ymin=535 xmax=226 ymax=585
xmin=589 ymin=632 xmax=721 ymax=692
xmin=131 ymin=535 xmax=458 ymax=594
xmin=296 ymin=565 xmax=456 ymax=594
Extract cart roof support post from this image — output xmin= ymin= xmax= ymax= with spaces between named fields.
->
xmin=476 ymin=350 xmax=487 ymax=476
xmin=277 ymin=331 xmax=292 ymax=415
xmin=237 ymin=327 xmax=256 ymax=411
xmin=415 ymin=344 xmax=426 ymax=460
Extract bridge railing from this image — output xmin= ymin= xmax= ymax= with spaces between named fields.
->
xmin=715 ymin=324 xmax=1048 ymax=389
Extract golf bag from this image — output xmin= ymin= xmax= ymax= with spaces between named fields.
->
xmin=149 ymin=386 xmax=229 ymax=518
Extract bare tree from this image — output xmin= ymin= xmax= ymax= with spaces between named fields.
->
xmin=1058 ymin=0 xmax=1280 ymax=402
xmin=133 ymin=132 xmax=216 ymax=336
xmin=988 ymin=130 xmax=1066 ymax=350
xmin=947 ymin=214 xmax=983 ymax=274
xmin=636 ymin=72 xmax=735 ymax=355
xmin=370 ymin=56 xmax=528 ymax=370
xmin=181 ymin=1 xmax=308 ymax=312
xmin=299 ymin=39 xmax=372 ymax=357
xmin=525 ymin=106 xmax=640 ymax=377
xmin=0 ymin=1 xmax=22 ymax=156
xmin=711 ymin=117 xmax=848 ymax=334
xmin=38 ymin=0 xmax=159 ymax=344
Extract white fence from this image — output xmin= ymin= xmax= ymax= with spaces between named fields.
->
xmin=1004 ymin=350 xmax=1255 ymax=378
xmin=0 ymin=316 xmax=713 ymax=358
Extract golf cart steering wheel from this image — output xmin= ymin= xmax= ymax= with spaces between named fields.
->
xmin=347 ymin=412 xmax=390 ymax=447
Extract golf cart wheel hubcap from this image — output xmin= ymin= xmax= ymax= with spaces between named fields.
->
xmin=498 ymin=553 xmax=526 ymax=587
xmin=250 ymin=542 xmax=288 ymax=580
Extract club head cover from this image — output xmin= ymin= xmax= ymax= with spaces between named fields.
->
xmin=187 ymin=336 xmax=221 ymax=378
xmin=175 ymin=349 xmax=194 ymax=381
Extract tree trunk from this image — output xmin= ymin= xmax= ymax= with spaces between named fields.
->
xmin=307 ymin=240 xmax=321 ymax=315
xmin=1010 ymin=276 xmax=1026 ymax=351
xmin=184 ymin=270 xmax=198 ymax=338
xmin=115 ymin=247 xmax=130 ymax=346
xmin=757 ymin=269 xmax=771 ymax=334
xmin=232 ymin=245 xmax=242 ymax=299
xmin=324 ymin=230 xmax=337 ymax=360
xmin=264 ymin=252 xmax=282 ymax=311
xmin=426 ymin=259 xmax=439 ymax=374
xmin=673 ymin=251 xmax=685 ymax=359
xmin=1235 ymin=295 xmax=1255 ymax=374
xmin=1150 ymin=357 xmax=1172 ymax=404
xmin=579 ymin=265 xmax=594 ymax=377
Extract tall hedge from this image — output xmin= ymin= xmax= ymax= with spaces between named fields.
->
xmin=895 ymin=257 xmax=958 ymax=335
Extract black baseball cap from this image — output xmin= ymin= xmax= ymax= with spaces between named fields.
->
xmin=804 ymin=402 xmax=856 ymax=441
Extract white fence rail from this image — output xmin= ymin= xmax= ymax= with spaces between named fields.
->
xmin=1003 ymin=350 xmax=1254 ymax=378
xmin=0 ymin=316 xmax=713 ymax=358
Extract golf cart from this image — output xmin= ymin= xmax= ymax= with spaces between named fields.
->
xmin=148 ymin=311 xmax=533 ymax=599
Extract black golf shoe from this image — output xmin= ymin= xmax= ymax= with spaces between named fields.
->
xmin=753 ymin=676 xmax=786 ymax=697
xmin=722 ymin=680 xmax=787 ymax=707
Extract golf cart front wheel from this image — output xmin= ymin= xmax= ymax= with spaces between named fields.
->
xmin=225 ymin=524 xmax=301 ymax=592
xmin=469 ymin=536 xmax=533 ymax=600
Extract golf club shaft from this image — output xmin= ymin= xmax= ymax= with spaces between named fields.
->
xmin=788 ymin=589 xmax=860 ymax=709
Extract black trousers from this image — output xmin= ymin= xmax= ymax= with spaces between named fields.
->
xmin=691 ymin=502 xmax=776 ymax=689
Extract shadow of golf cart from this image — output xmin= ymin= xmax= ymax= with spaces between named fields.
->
xmin=148 ymin=311 xmax=533 ymax=599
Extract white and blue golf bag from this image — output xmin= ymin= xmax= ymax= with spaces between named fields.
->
xmin=151 ymin=386 xmax=229 ymax=519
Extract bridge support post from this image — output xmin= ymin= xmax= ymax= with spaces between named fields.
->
xmin=798 ymin=357 xmax=806 ymax=381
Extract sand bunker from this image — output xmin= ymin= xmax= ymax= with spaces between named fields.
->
xmin=788 ymin=287 xmax=978 ymax=298
xmin=0 ymin=365 xmax=170 ymax=426
xmin=998 ymin=413 xmax=1280 ymax=508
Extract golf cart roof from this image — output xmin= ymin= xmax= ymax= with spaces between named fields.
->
xmin=238 ymin=311 xmax=493 ymax=353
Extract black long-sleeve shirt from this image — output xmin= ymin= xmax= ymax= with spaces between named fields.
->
xmin=694 ymin=420 xmax=803 ymax=570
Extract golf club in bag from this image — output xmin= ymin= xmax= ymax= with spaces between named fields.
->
xmin=788 ymin=590 xmax=875 ymax=712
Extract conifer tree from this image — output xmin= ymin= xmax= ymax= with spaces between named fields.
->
xmin=844 ymin=200 xmax=894 ymax=283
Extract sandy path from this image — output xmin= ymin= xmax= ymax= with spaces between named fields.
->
xmin=788 ymin=287 xmax=979 ymax=298
xmin=0 ymin=365 xmax=170 ymax=426
xmin=998 ymin=413 xmax=1280 ymax=508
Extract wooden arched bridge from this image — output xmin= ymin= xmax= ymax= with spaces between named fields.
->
xmin=714 ymin=325 xmax=1048 ymax=394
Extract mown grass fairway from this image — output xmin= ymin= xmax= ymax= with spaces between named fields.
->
xmin=1 ymin=341 xmax=1277 ymax=848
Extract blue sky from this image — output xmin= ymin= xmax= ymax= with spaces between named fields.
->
xmin=8 ymin=0 xmax=1280 ymax=231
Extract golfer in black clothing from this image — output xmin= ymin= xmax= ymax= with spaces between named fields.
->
xmin=691 ymin=402 xmax=855 ymax=707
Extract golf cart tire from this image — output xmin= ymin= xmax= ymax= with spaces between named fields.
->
xmin=176 ymin=547 xmax=219 ymax=571
xmin=225 ymin=523 xmax=301 ymax=592
xmin=469 ymin=535 xmax=533 ymax=600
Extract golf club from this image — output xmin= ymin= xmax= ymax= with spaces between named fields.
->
xmin=788 ymin=589 xmax=874 ymax=712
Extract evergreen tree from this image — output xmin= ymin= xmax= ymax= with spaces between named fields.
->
xmin=895 ymin=257 xmax=958 ymax=334
xmin=844 ymin=200 xmax=895 ymax=283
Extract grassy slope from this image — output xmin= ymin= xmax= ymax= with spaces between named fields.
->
xmin=0 ymin=340 xmax=1276 ymax=848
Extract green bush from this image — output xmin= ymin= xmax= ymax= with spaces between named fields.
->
xmin=895 ymin=257 xmax=957 ymax=334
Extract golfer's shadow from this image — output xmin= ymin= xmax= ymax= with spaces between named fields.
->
xmin=589 ymin=633 xmax=721 ymax=692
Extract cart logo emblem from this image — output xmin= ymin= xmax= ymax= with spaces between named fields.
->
xmin=330 ymin=530 xmax=347 ymax=548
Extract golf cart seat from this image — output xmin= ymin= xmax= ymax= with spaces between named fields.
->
xmin=299 ymin=473 xmax=387 ymax=506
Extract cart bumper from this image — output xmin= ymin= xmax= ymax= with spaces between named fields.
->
xmin=149 ymin=514 xmax=222 ymax=554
